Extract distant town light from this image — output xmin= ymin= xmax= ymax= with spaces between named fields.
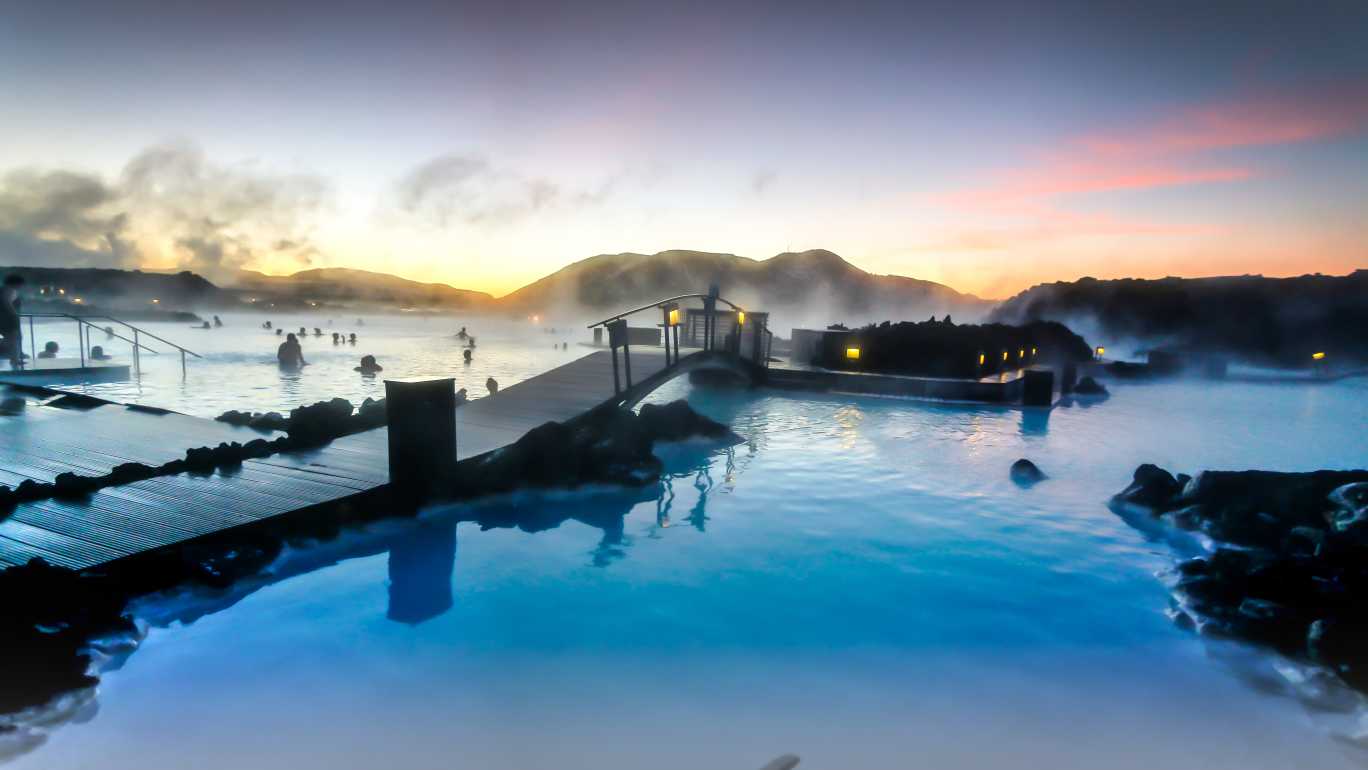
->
xmin=846 ymin=346 xmax=861 ymax=361
xmin=1312 ymin=351 xmax=1326 ymax=360
xmin=72 ymin=297 xmax=83 ymax=304
xmin=58 ymin=288 xmax=66 ymax=295
xmin=151 ymin=298 xmax=160 ymax=304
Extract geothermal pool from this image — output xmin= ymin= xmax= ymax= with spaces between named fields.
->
xmin=21 ymin=311 xmax=582 ymax=417
xmin=5 ymin=316 xmax=1368 ymax=769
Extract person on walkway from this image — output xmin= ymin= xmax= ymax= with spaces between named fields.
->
xmin=0 ymin=274 xmax=24 ymax=369
xmin=277 ymin=333 xmax=307 ymax=369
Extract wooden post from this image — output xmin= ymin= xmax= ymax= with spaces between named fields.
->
xmin=1023 ymin=369 xmax=1054 ymax=406
xmin=608 ymin=319 xmax=628 ymax=393
xmin=385 ymin=378 xmax=457 ymax=501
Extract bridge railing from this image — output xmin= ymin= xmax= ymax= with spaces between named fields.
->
xmin=18 ymin=313 xmax=203 ymax=379
xmin=586 ymin=291 xmax=772 ymax=395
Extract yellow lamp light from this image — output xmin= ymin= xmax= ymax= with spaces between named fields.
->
xmin=978 ymin=352 xmax=985 ymax=366
xmin=151 ymin=298 xmax=160 ymax=304
xmin=1031 ymin=347 xmax=1037 ymax=356
xmin=846 ymin=346 xmax=861 ymax=361
xmin=1312 ymin=351 xmax=1326 ymax=360
xmin=1018 ymin=348 xmax=1025 ymax=360
xmin=737 ymin=311 xmax=745 ymax=325
xmin=1002 ymin=350 xmax=1009 ymax=362
xmin=72 ymin=297 xmax=83 ymax=304
xmin=1095 ymin=346 xmax=1106 ymax=358
xmin=668 ymin=308 xmax=679 ymax=326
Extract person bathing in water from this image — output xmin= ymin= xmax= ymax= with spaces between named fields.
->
xmin=456 ymin=326 xmax=467 ymax=340
xmin=354 ymin=354 xmax=383 ymax=374
xmin=277 ymin=333 xmax=307 ymax=369
xmin=485 ymin=377 xmax=499 ymax=395
xmin=38 ymin=341 xmax=59 ymax=359
xmin=213 ymin=315 xmax=223 ymax=328
xmin=462 ymin=348 xmax=472 ymax=363
xmin=348 ymin=333 xmax=357 ymax=344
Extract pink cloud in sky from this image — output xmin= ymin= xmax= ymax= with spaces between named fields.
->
xmin=943 ymin=78 xmax=1368 ymax=210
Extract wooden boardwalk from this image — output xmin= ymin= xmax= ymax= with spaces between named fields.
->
xmin=0 ymin=349 xmax=671 ymax=571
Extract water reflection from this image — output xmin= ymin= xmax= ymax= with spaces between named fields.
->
xmin=1019 ymin=407 xmax=1051 ymax=436
xmin=386 ymin=522 xmax=457 ymax=625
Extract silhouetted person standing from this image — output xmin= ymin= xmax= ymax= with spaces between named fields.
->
xmin=485 ymin=377 xmax=499 ymax=395
xmin=1 ymin=274 xmax=24 ymax=369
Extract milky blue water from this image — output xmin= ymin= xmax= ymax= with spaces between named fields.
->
xmin=6 ymin=318 xmax=1368 ymax=768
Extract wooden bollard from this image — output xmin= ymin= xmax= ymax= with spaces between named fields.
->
xmin=1023 ymin=369 xmax=1054 ymax=406
xmin=385 ymin=378 xmax=456 ymax=500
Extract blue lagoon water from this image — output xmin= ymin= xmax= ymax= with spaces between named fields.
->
xmin=5 ymin=318 xmax=1368 ymax=768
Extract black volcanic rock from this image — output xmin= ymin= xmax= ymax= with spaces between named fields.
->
xmin=1072 ymin=376 xmax=1108 ymax=396
xmin=990 ymin=270 xmax=1368 ymax=367
xmin=1009 ymin=459 xmax=1046 ymax=486
xmin=1110 ymin=465 xmax=1368 ymax=692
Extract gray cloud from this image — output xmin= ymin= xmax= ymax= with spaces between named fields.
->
xmin=395 ymin=153 xmax=613 ymax=227
xmin=0 ymin=142 xmax=329 ymax=280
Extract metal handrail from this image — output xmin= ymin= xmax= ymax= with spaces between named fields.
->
xmin=585 ymin=293 xmax=747 ymax=329
xmin=18 ymin=312 xmax=203 ymax=379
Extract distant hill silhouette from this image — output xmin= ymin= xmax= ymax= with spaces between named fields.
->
xmin=497 ymin=249 xmax=991 ymax=331
xmin=989 ymin=270 xmax=1368 ymax=366
xmin=0 ymin=266 xmax=229 ymax=313
xmin=233 ymin=267 xmax=493 ymax=310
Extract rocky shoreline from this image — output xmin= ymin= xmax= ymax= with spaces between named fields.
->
xmin=1112 ymin=465 xmax=1368 ymax=689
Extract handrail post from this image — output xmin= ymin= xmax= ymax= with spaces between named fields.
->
xmin=181 ymin=349 xmax=187 ymax=380
xmin=78 ymin=319 xmax=86 ymax=368
xmin=133 ymin=329 xmax=141 ymax=378
xmin=28 ymin=315 xmax=35 ymax=364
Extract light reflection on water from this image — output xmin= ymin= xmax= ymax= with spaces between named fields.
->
xmin=7 ymin=351 xmax=1368 ymax=768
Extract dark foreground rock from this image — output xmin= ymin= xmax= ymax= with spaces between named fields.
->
xmin=1112 ymin=464 xmax=1368 ymax=690
xmin=0 ymin=559 xmax=136 ymax=714
xmin=1009 ymin=458 xmax=1046 ymax=486
xmin=450 ymin=400 xmax=737 ymax=496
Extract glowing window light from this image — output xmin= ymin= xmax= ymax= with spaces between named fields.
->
xmin=846 ymin=346 xmax=861 ymax=361
xmin=668 ymin=308 xmax=679 ymax=326
xmin=1312 ymin=351 xmax=1326 ymax=360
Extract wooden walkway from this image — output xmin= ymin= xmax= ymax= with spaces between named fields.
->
xmin=0 ymin=349 xmax=672 ymax=571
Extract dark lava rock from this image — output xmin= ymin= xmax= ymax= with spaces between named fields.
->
xmin=637 ymin=400 xmax=734 ymax=442
xmin=0 ymin=559 xmax=135 ymax=713
xmin=1073 ymin=376 xmax=1109 ymax=396
xmin=355 ymin=397 xmax=388 ymax=430
xmin=287 ymin=398 xmax=355 ymax=445
xmin=1111 ymin=463 xmax=1368 ymax=694
xmin=454 ymin=400 xmax=736 ymax=496
xmin=1009 ymin=458 xmax=1046 ymax=486
xmin=1113 ymin=463 xmax=1183 ymax=508
xmin=51 ymin=472 xmax=98 ymax=499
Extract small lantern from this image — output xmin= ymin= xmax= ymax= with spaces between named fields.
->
xmin=1095 ymin=346 xmax=1105 ymax=359
xmin=668 ymin=307 xmax=680 ymax=326
xmin=846 ymin=346 xmax=861 ymax=361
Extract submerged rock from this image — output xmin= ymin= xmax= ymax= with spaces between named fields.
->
xmin=1009 ymin=458 xmax=1046 ymax=486
xmin=637 ymin=400 xmax=734 ymax=443
xmin=1072 ymin=376 xmax=1109 ymax=396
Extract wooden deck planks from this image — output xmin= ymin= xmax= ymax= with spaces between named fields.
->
xmin=0 ymin=348 xmax=674 ymax=571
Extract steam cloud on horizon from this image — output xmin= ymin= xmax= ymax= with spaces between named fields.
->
xmin=0 ymin=142 xmax=329 ymax=281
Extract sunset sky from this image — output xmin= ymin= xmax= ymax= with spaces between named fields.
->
xmin=2 ymin=0 xmax=1366 ymax=298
